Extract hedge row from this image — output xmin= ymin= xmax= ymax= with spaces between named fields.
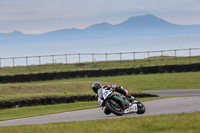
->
xmin=0 ymin=63 xmax=200 ymax=83
xmin=0 ymin=93 xmax=158 ymax=109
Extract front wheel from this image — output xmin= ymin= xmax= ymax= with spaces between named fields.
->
xmin=136 ymin=101 xmax=146 ymax=114
xmin=105 ymin=100 xmax=124 ymax=116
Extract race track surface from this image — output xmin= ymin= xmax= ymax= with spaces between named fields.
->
xmin=0 ymin=96 xmax=200 ymax=127
xmin=144 ymin=89 xmax=200 ymax=96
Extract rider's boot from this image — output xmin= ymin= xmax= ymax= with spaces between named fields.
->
xmin=104 ymin=107 xmax=111 ymax=115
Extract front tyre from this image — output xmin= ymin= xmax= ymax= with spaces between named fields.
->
xmin=136 ymin=101 xmax=146 ymax=114
xmin=105 ymin=100 xmax=124 ymax=116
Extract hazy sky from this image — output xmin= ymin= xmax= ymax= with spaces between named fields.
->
xmin=0 ymin=0 xmax=200 ymax=34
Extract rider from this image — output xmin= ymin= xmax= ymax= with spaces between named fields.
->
xmin=92 ymin=82 xmax=134 ymax=115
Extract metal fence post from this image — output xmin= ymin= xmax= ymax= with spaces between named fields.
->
xmin=147 ymin=51 xmax=150 ymax=61
xmin=174 ymin=50 xmax=177 ymax=59
xmin=65 ymin=54 xmax=68 ymax=64
xmin=78 ymin=53 xmax=81 ymax=63
xmin=161 ymin=51 xmax=164 ymax=60
xmin=39 ymin=56 xmax=41 ymax=65
xmin=52 ymin=55 xmax=54 ymax=64
xmin=189 ymin=48 xmax=191 ymax=57
xmin=161 ymin=51 xmax=163 ymax=57
xmin=26 ymin=56 xmax=28 ymax=66
xmin=133 ymin=52 xmax=135 ymax=61
xmin=120 ymin=53 xmax=122 ymax=60
xmin=92 ymin=53 xmax=94 ymax=63
xmin=12 ymin=57 xmax=15 ymax=67
xmin=174 ymin=50 xmax=177 ymax=57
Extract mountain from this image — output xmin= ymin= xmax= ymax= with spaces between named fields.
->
xmin=115 ymin=14 xmax=180 ymax=30
xmin=1 ymin=14 xmax=200 ymax=44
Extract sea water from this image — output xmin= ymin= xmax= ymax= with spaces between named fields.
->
xmin=0 ymin=35 xmax=200 ymax=67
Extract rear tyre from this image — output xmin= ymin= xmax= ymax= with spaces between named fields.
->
xmin=105 ymin=100 xmax=124 ymax=116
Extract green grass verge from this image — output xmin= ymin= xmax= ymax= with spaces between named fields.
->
xmin=1 ymin=72 xmax=200 ymax=101
xmin=0 ymin=101 xmax=98 ymax=121
xmin=0 ymin=112 xmax=199 ymax=133
xmin=0 ymin=96 xmax=194 ymax=122
xmin=0 ymin=56 xmax=200 ymax=76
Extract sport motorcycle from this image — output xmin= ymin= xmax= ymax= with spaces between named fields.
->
xmin=97 ymin=87 xmax=146 ymax=116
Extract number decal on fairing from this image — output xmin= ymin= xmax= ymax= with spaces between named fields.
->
xmin=102 ymin=89 xmax=111 ymax=99
xmin=103 ymin=90 xmax=109 ymax=98
xmin=98 ymin=97 xmax=103 ymax=105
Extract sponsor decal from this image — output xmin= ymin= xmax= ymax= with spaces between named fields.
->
xmin=125 ymin=104 xmax=137 ymax=113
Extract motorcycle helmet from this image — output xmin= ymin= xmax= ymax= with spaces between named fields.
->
xmin=92 ymin=82 xmax=102 ymax=93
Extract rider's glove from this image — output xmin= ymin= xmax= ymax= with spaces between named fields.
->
xmin=125 ymin=92 xmax=131 ymax=97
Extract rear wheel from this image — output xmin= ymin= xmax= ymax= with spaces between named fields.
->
xmin=105 ymin=100 xmax=124 ymax=116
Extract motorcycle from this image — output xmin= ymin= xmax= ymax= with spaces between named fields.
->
xmin=97 ymin=87 xmax=146 ymax=116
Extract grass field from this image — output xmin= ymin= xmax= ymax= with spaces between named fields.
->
xmin=0 ymin=112 xmax=199 ymax=133
xmin=0 ymin=101 xmax=98 ymax=121
xmin=1 ymin=72 xmax=200 ymax=102
xmin=0 ymin=56 xmax=200 ymax=76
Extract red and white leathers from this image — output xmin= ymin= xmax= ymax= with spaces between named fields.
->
xmin=103 ymin=84 xmax=132 ymax=98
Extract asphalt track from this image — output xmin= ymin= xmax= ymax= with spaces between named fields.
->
xmin=144 ymin=89 xmax=200 ymax=96
xmin=0 ymin=96 xmax=200 ymax=127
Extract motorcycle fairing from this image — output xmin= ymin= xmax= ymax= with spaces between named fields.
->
xmin=124 ymin=104 xmax=138 ymax=113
